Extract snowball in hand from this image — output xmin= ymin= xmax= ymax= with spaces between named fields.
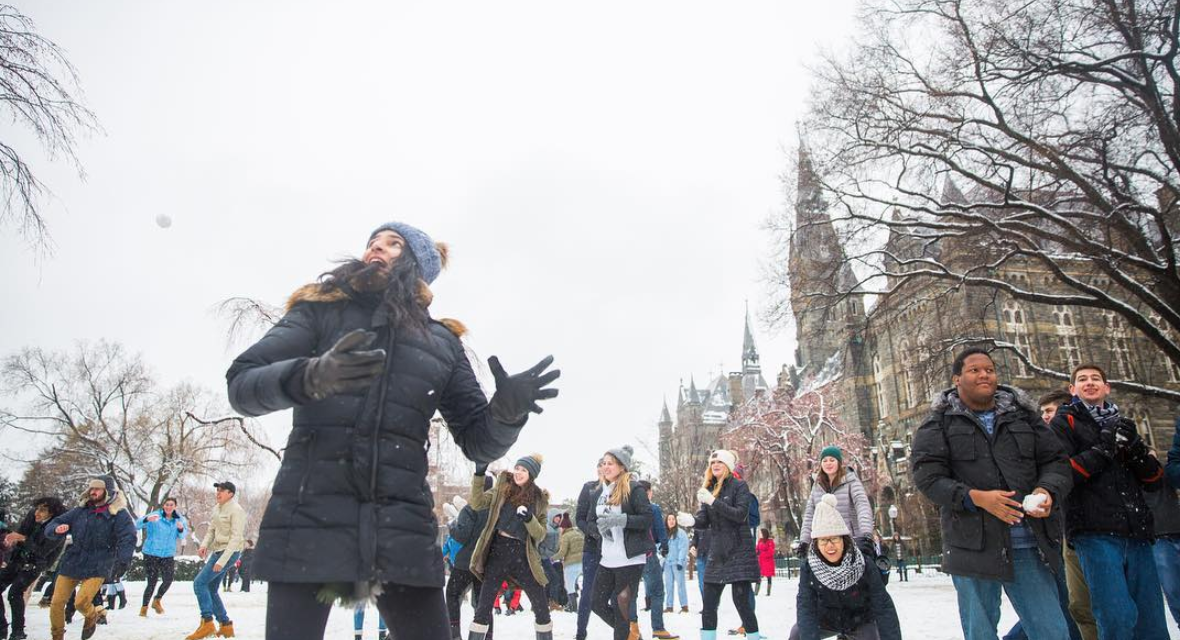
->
xmin=155 ymin=214 xmax=173 ymax=229
xmin=1022 ymin=493 xmax=1047 ymax=513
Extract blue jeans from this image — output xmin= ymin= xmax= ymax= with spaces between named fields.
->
xmin=193 ymin=551 xmax=239 ymax=623
xmin=576 ymin=550 xmax=600 ymax=640
xmin=353 ymin=603 xmax=386 ymax=633
xmin=1153 ymin=537 xmax=1180 ymax=631
xmin=663 ymin=560 xmax=688 ymax=608
xmin=951 ymin=548 xmax=1068 ymax=640
xmin=696 ymin=557 xmax=707 ymax=600
xmin=643 ymin=553 xmax=665 ymax=631
xmin=1074 ymin=534 xmax=1169 ymax=640
xmin=1001 ymin=549 xmax=1082 ymax=640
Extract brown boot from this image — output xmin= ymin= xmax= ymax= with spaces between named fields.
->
xmin=81 ymin=607 xmax=105 ymax=640
xmin=151 ymin=598 xmax=164 ymax=615
xmin=139 ymin=605 xmax=148 ymax=617
xmin=680 ymin=606 xmax=689 ymax=613
xmin=216 ymin=621 xmax=235 ymax=638
xmin=185 ymin=618 xmax=217 ymax=640
xmin=51 ymin=631 xmax=65 ymax=640
xmin=627 ymin=622 xmax=642 ymax=640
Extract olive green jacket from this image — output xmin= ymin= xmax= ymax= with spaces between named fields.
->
xmin=468 ymin=472 xmax=550 ymax=586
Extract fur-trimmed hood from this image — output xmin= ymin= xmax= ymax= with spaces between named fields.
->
xmin=77 ymin=475 xmax=129 ymax=516
xmin=284 ymin=282 xmax=467 ymax=338
xmin=929 ymin=385 xmax=1038 ymax=417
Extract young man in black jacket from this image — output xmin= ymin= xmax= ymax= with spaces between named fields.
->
xmin=0 ymin=497 xmax=67 ymax=640
xmin=1051 ymin=364 xmax=1168 ymax=640
xmin=912 ymin=348 xmax=1071 ymax=640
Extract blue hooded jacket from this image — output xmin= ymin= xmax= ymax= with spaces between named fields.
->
xmin=136 ymin=508 xmax=189 ymax=558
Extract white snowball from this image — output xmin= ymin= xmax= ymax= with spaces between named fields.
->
xmin=155 ymin=214 xmax=173 ymax=229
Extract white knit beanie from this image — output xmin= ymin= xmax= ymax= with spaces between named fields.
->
xmin=709 ymin=449 xmax=738 ymax=472
xmin=810 ymin=494 xmax=851 ymax=539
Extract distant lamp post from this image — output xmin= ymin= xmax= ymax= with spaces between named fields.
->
xmin=888 ymin=504 xmax=899 ymax=536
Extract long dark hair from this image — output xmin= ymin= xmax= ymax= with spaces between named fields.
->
xmin=318 ymin=255 xmax=430 ymax=333
xmin=33 ymin=497 xmax=67 ymax=520
xmin=501 ymin=471 xmax=544 ymax=509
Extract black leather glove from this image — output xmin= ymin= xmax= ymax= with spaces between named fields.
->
xmin=795 ymin=543 xmax=808 ymax=559
xmin=659 ymin=541 xmax=669 ymax=557
xmin=516 ymin=505 xmax=531 ymax=520
xmin=488 ymin=355 xmax=561 ymax=424
xmin=1115 ymin=420 xmax=1149 ymax=457
xmin=855 ymin=537 xmax=876 ymax=557
xmin=1094 ymin=427 xmax=1118 ymax=458
xmin=676 ymin=563 xmax=683 ymax=571
xmin=303 ymin=330 xmax=386 ymax=401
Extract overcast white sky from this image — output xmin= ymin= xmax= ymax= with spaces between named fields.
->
xmin=1 ymin=1 xmax=859 ymax=502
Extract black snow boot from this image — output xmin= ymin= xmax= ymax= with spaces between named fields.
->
xmin=467 ymin=622 xmax=489 ymax=640
xmin=116 ymin=592 xmax=127 ymax=610
xmin=9 ymin=630 xmax=25 ymax=640
xmin=535 ymin=622 xmax=554 ymax=640
xmin=105 ymin=595 xmax=116 ymax=611
xmin=564 ymin=592 xmax=578 ymax=613
xmin=643 ymin=596 xmax=651 ymax=611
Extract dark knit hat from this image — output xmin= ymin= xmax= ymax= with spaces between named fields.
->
xmin=819 ymin=446 xmax=843 ymax=464
xmin=606 ymin=445 xmax=635 ymax=471
xmin=369 ymin=222 xmax=444 ymax=284
xmin=516 ymin=453 xmax=544 ymax=480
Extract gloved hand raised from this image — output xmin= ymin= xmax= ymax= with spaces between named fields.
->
xmin=1094 ymin=427 xmax=1118 ymax=459
xmin=488 ymin=355 xmax=561 ymax=425
xmin=697 ymin=488 xmax=716 ymax=506
xmin=303 ymin=330 xmax=386 ymax=401
xmin=516 ymin=505 xmax=531 ymax=520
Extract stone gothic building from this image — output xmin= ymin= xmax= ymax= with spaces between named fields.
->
xmin=788 ymin=148 xmax=1180 ymax=544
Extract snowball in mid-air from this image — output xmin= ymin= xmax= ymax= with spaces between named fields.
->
xmin=155 ymin=214 xmax=173 ymax=229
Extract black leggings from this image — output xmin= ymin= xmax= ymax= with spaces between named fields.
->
xmin=445 ymin=567 xmax=492 ymax=638
xmin=590 ymin=563 xmax=644 ymax=640
xmin=266 ymin=581 xmax=450 ymax=640
xmin=702 ymin=581 xmax=758 ymax=633
xmin=472 ymin=536 xmax=551 ymax=628
xmin=142 ymin=555 xmax=176 ymax=606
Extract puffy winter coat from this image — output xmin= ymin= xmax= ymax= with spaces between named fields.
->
xmin=692 ymin=527 xmax=711 ymax=560
xmin=585 ymin=479 xmax=655 ymax=561
xmin=555 ymin=527 xmax=585 ymax=566
xmin=694 ymin=476 xmax=759 ymax=584
xmin=575 ymin=479 xmax=601 ymax=555
xmin=1051 ymin=402 xmax=1163 ymax=540
xmin=46 ymin=477 xmax=136 ymax=580
xmin=756 ymin=538 xmax=776 ymax=577
xmin=136 ymin=509 xmax=188 ymax=558
xmin=800 ymin=469 xmax=874 ymax=543
xmin=665 ymin=528 xmax=689 ymax=568
xmin=226 ymin=285 xmax=524 ymax=587
xmin=911 ymin=386 xmax=1071 ymax=582
xmin=6 ymin=508 xmax=66 ymax=572
xmin=468 ymin=472 xmax=551 ymax=586
xmin=449 ymin=504 xmax=490 ymax=572
xmin=795 ymin=552 xmax=901 ymax=640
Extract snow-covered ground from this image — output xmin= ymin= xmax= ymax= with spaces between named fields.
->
xmin=21 ymin=574 xmax=1180 ymax=639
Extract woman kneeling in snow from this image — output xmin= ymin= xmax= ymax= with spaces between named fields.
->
xmin=791 ymin=494 xmax=902 ymax=640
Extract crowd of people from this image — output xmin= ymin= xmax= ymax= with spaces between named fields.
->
xmin=5 ymin=220 xmax=1180 ymax=640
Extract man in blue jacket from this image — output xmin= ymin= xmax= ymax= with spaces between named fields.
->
xmin=45 ymin=476 xmax=136 ymax=640
xmin=637 ymin=480 xmax=676 ymax=639
xmin=135 ymin=497 xmax=188 ymax=617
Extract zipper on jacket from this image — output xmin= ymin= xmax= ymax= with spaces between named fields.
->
xmin=298 ymin=431 xmax=318 ymax=505
xmin=366 ymin=326 xmax=397 ymax=580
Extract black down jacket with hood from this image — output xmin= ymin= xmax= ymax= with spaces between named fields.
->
xmin=694 ymin=476 xmax=760 ymax=584
xmin=226 ymin=285 xmax=526 ymax=587
xmin=911 ymin=386 xmax=1071 ymax=582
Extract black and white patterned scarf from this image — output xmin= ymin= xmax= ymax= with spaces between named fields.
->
xmin=808 ymin=544 xmax=866 ymax=592
xmin=1075 ymin=396 xmax=1121 ymax=429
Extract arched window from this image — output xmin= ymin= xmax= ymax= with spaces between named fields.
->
xmin=873 ymin=355 xmax=889 ymax=419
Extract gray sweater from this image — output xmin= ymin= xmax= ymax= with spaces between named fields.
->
xmin=800 ymin=469 xmax=875 ymax=543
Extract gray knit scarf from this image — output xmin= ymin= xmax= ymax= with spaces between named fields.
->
xmin=808 ymin=544 xmax=866 ymax=591
xmin=1077 ymin=397 xmax=1121 ymax=429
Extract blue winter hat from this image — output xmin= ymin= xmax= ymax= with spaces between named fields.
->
xmin=369 ymin=222 xmax=444 ymax=285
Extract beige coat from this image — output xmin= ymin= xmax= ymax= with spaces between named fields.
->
xmin=201 ymin=498 xmax=247 ymax=558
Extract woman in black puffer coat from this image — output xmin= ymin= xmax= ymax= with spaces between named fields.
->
xmin=694 ymin=450 xmax=760 ymax=639
xmin=791 ymin=494 xmax=900 ymax=640
xmin=226 ymin=222 xmax=559 ymax=640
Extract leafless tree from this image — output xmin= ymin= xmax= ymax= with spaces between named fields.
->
xmin=0 ymin=4 xmax=98 ymax=248
xmin=0 ymin=340 xmax=273 ymax=513
xmin=779 ymin=0 xmax=1180 ymax=401
xmin=722 ymin=381 xmax=877 ymax=539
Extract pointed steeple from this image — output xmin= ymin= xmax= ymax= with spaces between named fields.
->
xmin=941 ymin=177 xmax=967 ymax=205
xmin=659 ymin=398 xmax=672 ymax=426
xmin=742 ymin=302 xmax=760 ymax=373
xmin=795 ymin=145 xmax=827 ymax=225
xmin=677 ymin=379 xmax=685 ymax=410
xmin=689 ymin=376 xmax=700 ymax=405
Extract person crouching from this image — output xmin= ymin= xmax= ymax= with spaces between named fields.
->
xmin=790 ymin=494 xmax=901 ymax=640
